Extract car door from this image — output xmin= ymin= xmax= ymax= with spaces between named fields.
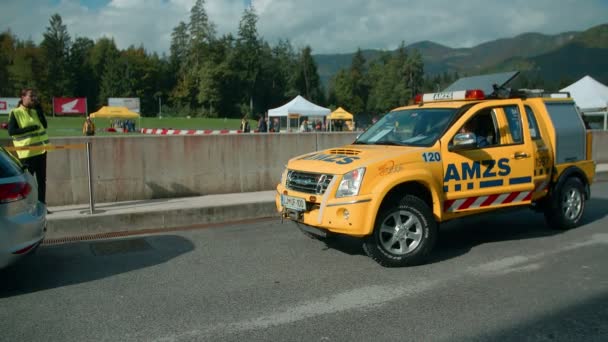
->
xmin=440 ymin=100 xmax=535 ymax=216
xmin=524 ymin=105 xmax=554 ymax=200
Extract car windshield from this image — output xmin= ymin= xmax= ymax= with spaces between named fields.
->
xmin=354 ymin=108 xmax=457 ymax=146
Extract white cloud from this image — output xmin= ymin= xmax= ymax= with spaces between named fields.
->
xmin=1 ymin=0 xmax=606 ymax=55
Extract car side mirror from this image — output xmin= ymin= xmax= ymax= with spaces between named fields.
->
xmin=449 ymin=132 xmax=478 ymax=151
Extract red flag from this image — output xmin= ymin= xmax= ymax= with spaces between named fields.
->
xmin=53 ymin=97 xmax=87 ymax=115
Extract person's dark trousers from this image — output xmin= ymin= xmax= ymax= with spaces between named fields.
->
xmin=20 ymin=152 xmax=47 ymax=204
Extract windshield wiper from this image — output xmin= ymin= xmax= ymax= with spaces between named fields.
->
xmin=376 ymin=141 xmax=405 ymax=146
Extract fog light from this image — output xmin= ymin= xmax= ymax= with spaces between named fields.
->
xmin=343 ymin=209 xmax=350 ymax=220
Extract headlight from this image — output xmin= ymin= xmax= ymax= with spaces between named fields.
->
xmin=336 ymin=167 xmax=365 ymax=198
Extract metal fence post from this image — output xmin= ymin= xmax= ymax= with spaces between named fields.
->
xmin=86 ymin=141 xmax=95 ymax=214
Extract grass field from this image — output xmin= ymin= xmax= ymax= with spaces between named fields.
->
xmin=0 ymin=116 xmax=254 ymax=138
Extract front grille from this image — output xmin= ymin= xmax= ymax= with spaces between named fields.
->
xmin=286 ymin=171 xmax=334 ymax=195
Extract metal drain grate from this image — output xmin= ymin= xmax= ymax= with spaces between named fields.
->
xmin=90 ymin=238 xmax=153 ymax=256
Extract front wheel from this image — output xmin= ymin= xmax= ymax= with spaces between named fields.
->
xmin=363 ymin=195 xmax=437 ymax=267
xmin=544 ymin=177 xmax=586 ymax=230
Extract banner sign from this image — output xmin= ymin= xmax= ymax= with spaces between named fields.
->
xmin=108 ymin=97 xmax=140 ymax=113
xmin=0 ymin=97 xmax=19 ymax=114
xmin=53 ymin=97 xmax=87 ymax=115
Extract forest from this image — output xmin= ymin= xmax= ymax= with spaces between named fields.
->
xmin=0 ymin=0 xmax=456 ymax=122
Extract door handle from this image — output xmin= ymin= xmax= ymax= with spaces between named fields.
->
xmin=513 ymin=152 xmax=530 ymax=159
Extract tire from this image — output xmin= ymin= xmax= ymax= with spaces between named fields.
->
xmin=544 ymin=177 xmax=586 ymax=230
xmin=363 ymin=195 xmax=437 ymax=267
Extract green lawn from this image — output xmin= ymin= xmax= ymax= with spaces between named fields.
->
xmin=0 ymin=116 xmax=254 ymax=138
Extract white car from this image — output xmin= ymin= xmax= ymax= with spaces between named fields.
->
xmin=0 ymin=147 xmax=46 ymax=269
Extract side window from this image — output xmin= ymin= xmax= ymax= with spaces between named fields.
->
xmin=455 ymin=108 xmax=499 ymax=148
xmin=504 ymin=105 xmax=523 ymax=144
xmin=525 ymin=106 xmax=541 ymax=140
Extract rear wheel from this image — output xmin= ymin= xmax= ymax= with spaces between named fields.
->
xmin=363 ymin=195 xmax=437 ymax=267
xmin=544 ymin=177 xmax=586 ymax=230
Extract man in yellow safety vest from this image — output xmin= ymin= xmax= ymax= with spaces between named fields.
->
xmin=8 ymin=88 xmax=50 ymax=206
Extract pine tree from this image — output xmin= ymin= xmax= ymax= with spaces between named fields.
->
xmin=41 ymin=14 xmax=72 ymax=98
xmin=69 ymin=37 xmax=95 ymax=111
xmin=294 ymin=46 xmax=323 ymax=103
xmin=189 ymin=0 xmax=215 ymax=47
xmin=349 ymin=48 xmax=369 ymax=114
xmin=170 ymin=21 xmax=189 ymax=75
xmin=235 ymin=5 xmax=262 ymax=116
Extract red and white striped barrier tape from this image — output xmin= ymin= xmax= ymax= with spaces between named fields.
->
xmin=444 ymin=191 xmax=532 ymax=212
xmin=443 ymin=179 xmax=550 ymax=213
xmin=140 ymin=128 xmax=243 ymax=135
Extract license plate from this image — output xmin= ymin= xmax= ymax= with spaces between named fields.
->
xmin=281 ymin=194 xmax=306 ymax=211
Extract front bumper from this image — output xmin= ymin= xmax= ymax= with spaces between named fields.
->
xmin=276 ymin=184 xmax=375 ymax=237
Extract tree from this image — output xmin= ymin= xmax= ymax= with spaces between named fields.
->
xmin=404 ymin=49 xmax=424 ymax=96
xmin=170 ymin=21 xmax=189 ymax=75
xmin=122 ymin=45 xmax=161 ymax=115
xmin=7 ymin=40 xmax=44 ymax=100
xmin=293 ymin=46 xmax=324 ymax=103
xmin=98 ymin=43 xmax=129 ymax=105
xmin=41 ymin=14 xmax=72 ymax=98
xmin=234 ymin=5 xmax=262 ymax=116
xmin=189 ymin=0 xmax=215 ymax=47
xmin=69 ymin=37 xmax=95 ymax=110
xmin=365 ymin=52 xmax=396 ymax=114
xmin=271 ymin=39 xmax=298 ymax=100
xmin=348 ymin=48 xmax=369 ymax=114
xmin=0 ymin=30 xmax=17 ymax=96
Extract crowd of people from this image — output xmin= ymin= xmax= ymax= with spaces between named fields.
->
xmin=109 ymin=119 xmax=137 ymax=132
xmin=241 ymin=114 xmax=354 ymax=133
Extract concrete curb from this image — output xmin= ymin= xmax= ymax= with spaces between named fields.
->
xmin=46 ymin=191 xmax=278 ymax=240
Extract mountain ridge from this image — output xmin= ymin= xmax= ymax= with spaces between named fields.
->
xmin=314 ymin=23 xmax=608 ymax=88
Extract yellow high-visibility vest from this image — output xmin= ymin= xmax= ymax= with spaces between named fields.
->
xmin=9 ymin=105 xmax=50 ymax=159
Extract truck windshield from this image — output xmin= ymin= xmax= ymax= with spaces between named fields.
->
xmin=354 ymin=108 xmax=457 ymax=146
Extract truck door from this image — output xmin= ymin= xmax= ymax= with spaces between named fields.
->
xmin=440 ymin=101 xmax=535 ymax=215
xmin=524 ymin=105 xmax=553 ymax=200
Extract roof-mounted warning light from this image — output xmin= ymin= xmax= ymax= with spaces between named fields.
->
xmin=413 ymin=89 xmax=486 ymax=104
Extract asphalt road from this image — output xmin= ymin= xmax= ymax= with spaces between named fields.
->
xmin=2 ymin=183 xmax=608 ymax=342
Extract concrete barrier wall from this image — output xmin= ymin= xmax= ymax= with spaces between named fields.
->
xmin=1 ymin=133 xmax=358 ymax=205
xmin=591 ymin=130 xmax=608 ymax=163
xmin=0 ymin=130 xmax=605 ymax=206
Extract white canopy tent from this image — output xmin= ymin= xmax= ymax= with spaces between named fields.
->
xmin=561 ymin=75 xmax=608 ymax=130
xmin=268 ymin=95 xmax=331 ymax=131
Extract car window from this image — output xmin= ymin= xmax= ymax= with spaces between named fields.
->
xmin=0 ymin=148 xmax=23 ymax=178
xmin=453 ymin=108 xmax=499 ymax=148
xmin=525 ymin=106 xmax=541 ymax=140
xmin=504 ymin=105 xmax=523 ymax=144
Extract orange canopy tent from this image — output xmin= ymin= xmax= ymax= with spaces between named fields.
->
xmin=328 ymin=107 xmax=354 ymax=131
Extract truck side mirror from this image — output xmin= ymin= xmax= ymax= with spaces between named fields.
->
xmin=449 ymin=132 xmax=478 ymax=151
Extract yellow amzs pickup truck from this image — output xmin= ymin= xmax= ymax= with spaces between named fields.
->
xmin=276 ymin=72 xmax=595 ymax=267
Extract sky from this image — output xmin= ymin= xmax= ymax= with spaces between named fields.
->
xmin=1 ymin=0 xmax=607 ymax=55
